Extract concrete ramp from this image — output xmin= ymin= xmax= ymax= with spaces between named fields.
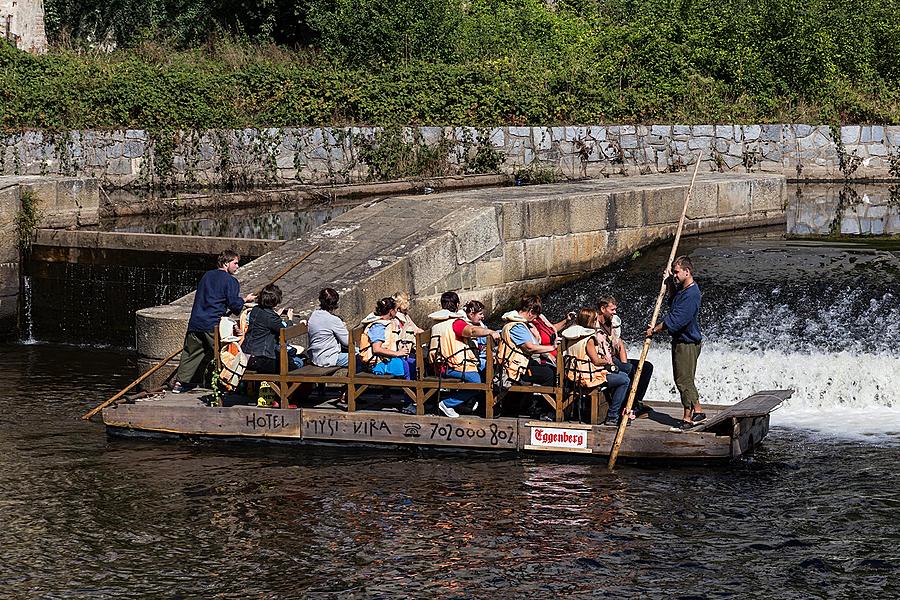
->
xmin=137 ymin=172 xmax=786 ymax=365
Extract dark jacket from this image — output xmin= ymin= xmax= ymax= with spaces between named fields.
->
xmin=664 ymin=283 xmax=703 ymax=344
xmin=187 ymin=268 xmax=245 ymax=332
xmin=243 ymin=306 xmax=288 ymax=359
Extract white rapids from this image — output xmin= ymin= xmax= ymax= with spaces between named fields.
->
xmin=642 ymin=343 xmax=900 ymax=444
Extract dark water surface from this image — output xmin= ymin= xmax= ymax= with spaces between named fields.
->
xmin=2 ymin=344 xmax=898 ymax=598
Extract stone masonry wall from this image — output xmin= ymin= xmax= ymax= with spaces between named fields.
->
xmin=0 ymin=0 xmax=48 ymax=53
xmin=2 ymin=125 xmax=898 ymax=189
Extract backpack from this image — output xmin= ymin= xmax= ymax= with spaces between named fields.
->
xmin=218 ymin=340 xmax=248 ymax=391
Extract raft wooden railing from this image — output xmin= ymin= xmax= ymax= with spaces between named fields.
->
xmin=493 ymin=349 xmax=570 ymax=421
xmin=347 ymin=327 xmax=421 ymax=412
xmin=215 ymin=323 xmax=617 ymax=424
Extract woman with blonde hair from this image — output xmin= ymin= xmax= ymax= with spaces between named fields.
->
xmin=561 ymin=307 xmax=630 ymax=427
xmin=393 ymin=291 xmax=423 ymax=378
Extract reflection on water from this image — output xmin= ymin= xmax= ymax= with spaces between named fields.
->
xmin=788 ymin=183 xmax=900 ymax=236
xmin=0 ymin=343 xmax=898 ymax=598
xmin=101 ymin=202 xmax=355 ymax=240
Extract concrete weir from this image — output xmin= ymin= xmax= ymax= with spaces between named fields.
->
xmin=136 ymin=172 xmax=786 ymax=371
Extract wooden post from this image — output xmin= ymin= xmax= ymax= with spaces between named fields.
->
xmin=484 ymin=337 xmax=494 ymax=419
xmin=554 ymin=355 xmax=564 ymax=422
xmin=607 ymin=152 xmax=703 ymax=471
xmin=415 ymin=331 xmax=427 ymax=416
xmin=347 ymin=330 xmax=358 ymax=412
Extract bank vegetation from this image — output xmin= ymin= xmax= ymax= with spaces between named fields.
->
xmin=2 ymin=0 xmax=898 ymax=131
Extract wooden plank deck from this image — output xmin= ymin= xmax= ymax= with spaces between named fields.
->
xmin=101 ymin=390 xmax=794 ymax=460
xmin=692 ymin=390 xmax=792 ymax=433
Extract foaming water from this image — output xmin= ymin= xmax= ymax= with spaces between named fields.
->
xmin=643 ymin=343 xmax=900 ymax=443
xmin=541 ymin=228 xmax=900 ymax=441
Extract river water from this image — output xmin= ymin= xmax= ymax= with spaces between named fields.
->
xmin=3 ymin=187 xmax=899 ymax=597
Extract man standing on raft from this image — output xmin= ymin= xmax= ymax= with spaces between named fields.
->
xmin=646 ymin=255 xmax=704 ymax=429
xmin=172 ymin=249 xmax=256 ymax=393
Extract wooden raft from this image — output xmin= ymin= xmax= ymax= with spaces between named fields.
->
xmin=102 ymin=391 xmax=791 ymax=461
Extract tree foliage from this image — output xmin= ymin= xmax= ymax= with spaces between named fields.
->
xmin=12 ymin=0 xmax=900 ymax=129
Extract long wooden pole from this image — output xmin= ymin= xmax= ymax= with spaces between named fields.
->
xmin=81 ymin=244 xmax=321 ymax=421
xmin=258 ymin=245 xmax=320 ymax=295
xmin=607 ymin=154 xmax=702 ymax=470
xmin=81 ymin=348 xmax=181 ymax=420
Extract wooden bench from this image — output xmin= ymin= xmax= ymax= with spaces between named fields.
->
xmin=215 ymin=321 xmax=609 ymax=423
xmin=218 ymin=322 xmax=349 ymax=404
xmin=347 ymin=327 xmax=421 ymax=413
xmin=557 ymin=338 xmax=611 ymax=425
xmin=416 ymin=329 xmax=498 ymax=418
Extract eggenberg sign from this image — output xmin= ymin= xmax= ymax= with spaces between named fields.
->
xmin=530 ymin=426 xmax=588 ymax=450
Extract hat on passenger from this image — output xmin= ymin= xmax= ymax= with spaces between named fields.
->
xmin=561 ymin=325 xmax=596 ymax=340
xmin=427 ymin=309 xmax=466 ymax=321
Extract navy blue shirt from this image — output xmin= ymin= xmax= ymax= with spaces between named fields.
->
xmin=187 ymin=268 xmax=245 ymax=332
xmin=664 ymin=282 xmax=702 ymax=344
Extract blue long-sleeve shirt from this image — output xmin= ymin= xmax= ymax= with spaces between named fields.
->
xmin=663 ymin=283 xmax=702 ymax=344
xmin=187 ymin=268 xmax=245 ymax=332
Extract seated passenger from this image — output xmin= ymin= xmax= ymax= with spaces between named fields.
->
xmin=591 ymin=304 xmax=635 ymax=427
xmin=358 ymin=297 xmax=414 ymax=380
xmin=393 ymin=291 xmax=423 ymax=379
xmin=244 ymin=284 xmax=293 ymax=375
xmin=597 ymin=295 xmax=652 ymax=418
xmin=561 ymin=308 xmax=609 ymax=420
xmin=428 ymin=292 xmax=499 ymax=418
xmin=462 ymin=299 xmax=491 ymax=372
xmin=308 ymin=287 xmax=350 ymax=368
xmin=528 ymin=295 xmax=574 ymax=365
xmin=497 ymin=294 xmax=558 ymax=419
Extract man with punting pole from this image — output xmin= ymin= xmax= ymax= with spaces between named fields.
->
xmin=645 ymin=255 xmax=704 ymax=430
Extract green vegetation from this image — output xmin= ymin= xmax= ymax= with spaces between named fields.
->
xmin=15 ymin=189 xmax=42 ymax=252
xmin=3 ymin=0 xmax=898 ymax=130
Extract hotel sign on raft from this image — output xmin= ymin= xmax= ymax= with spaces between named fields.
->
xmin=524 ymin=422 xmax=593 ymax=453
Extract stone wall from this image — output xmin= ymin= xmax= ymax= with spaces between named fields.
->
xmin=135 ymin=172 xmax=786 ymax=379
xmin=2 ymin=125 xmax=898 ymax=189
xmin=0 ymin=175 xmax=100 ymax=337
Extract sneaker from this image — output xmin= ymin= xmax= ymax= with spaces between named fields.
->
xmin=691 ymin=412 xmax=707 ymax=423
xmin=400 ymin=403 xmax=417 ymax=415
xmin=171 ymin=381 xmax=193 ymax=394
xmin=603 ymin=417 xmax=621 ymax=427
xmin=438 ymin=401 xmax=460 ymax=418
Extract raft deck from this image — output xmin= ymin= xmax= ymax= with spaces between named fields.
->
xmin=102 ymin=389 xmax=791 ymax=461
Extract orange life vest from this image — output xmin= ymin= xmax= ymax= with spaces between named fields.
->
xmin=394 ymin=312 xmax=418 ymax=346
xmin=428 ymin=311 xmax=479 ymax=373
xmin=358 ymin=317 xmax=401 ymax=366
xmin=496 ymin=312 xmax=533 ymax=382
xmin=561 ymin=326 xmax=608 ymax=390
